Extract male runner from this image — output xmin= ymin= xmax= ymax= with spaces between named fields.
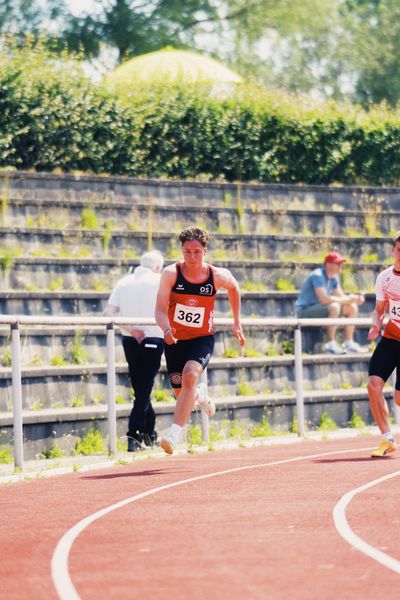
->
xmin=155 ymin=226 xmax=245 ymax=454
xmin=368 ymin=231 xmax=400 ymax=457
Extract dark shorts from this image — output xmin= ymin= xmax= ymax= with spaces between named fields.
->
xmin=296 ymin=304 xmax=329 ymax=318
xmin=164 ymin=335 xmax=214 ymax=388
xmin=368 ymin=336 xmax=400 ymax=390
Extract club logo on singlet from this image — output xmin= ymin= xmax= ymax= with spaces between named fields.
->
xmin=199 ymin=284 xmax=213 ymax=295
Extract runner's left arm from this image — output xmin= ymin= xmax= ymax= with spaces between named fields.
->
xmin=214 ymin=268 xmax=245 ymax=346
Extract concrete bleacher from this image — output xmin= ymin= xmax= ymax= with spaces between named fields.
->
xmin=0 ymin=171 xmax=398 ymax=457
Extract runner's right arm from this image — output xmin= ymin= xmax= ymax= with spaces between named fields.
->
xmin=155 ymin=268 xmax=178 ymax=344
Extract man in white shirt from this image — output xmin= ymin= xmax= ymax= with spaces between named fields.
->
xmin=104 ymin=250 xmax=164 ymax=452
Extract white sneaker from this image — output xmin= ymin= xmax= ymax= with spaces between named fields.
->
xmin=196 ymin=382 xmax=215 ymax=417
xmin=160 ymin=435 xmax=175 ymax=455
xmin=325 ymin=340 xmax=346 ymax=355
xmin=343 ymin=340 xmax=369 ymax=354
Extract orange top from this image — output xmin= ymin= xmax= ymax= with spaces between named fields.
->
xmin=167 ymin=263 xmax=216 ymax=340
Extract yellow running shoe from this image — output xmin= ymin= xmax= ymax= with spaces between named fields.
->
xmin=371 ymin=439 xmax=397 ymax=457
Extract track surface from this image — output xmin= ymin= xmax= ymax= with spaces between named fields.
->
xmin=1 ymin=435 xmax=400 ymax=600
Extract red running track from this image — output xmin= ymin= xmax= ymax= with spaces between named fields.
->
xmin=1 ymin=435 xmax=400 ymax=600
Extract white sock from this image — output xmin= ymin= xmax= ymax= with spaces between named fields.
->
xmin=383 ymin=431 xmax=395 ymax=443
xmin=169 ymin=423 xmax=182 ymax=444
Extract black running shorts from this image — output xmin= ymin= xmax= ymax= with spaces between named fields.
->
xmin=368 ymin=336 xmax=400 ymax=390
xmin=164 ymin=335 xmax=215 ymax=388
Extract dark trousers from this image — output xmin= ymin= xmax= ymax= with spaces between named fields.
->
xmin=122 ymin=336 xmax=164 ymax=438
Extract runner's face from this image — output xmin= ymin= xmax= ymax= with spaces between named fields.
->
xmin=182 ymin=240 xmax=206 ymax=266
xmin=392 ymin=242 xmax=400 ymax=266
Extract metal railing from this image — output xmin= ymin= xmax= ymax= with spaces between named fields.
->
xmin=1 ymin=315 xmax=399 ymax=470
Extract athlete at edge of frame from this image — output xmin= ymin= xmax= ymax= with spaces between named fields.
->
xmin=155 ymin=226 xmax=245 ymax=455
xmin=368 ymin=231 xmax=400 ymax=457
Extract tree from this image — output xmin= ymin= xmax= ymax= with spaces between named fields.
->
xmin=60 ymin=0 xmax=220 ymax=63
xmin=0 ymin=0 xmax=66 ymax=39
xmin=346 ymin=0 xmax=400 ymax=106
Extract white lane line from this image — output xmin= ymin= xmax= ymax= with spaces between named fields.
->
xmin=333 ymin=470 xmax=400 ymax=574
xmin=51 ymin=445 xmax=376 ymax=600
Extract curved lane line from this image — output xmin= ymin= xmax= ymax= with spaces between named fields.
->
xmin=51 ymin=445 xmax=376 ymax=600
xmin=333 ymin=469 xmax=400 ymax=574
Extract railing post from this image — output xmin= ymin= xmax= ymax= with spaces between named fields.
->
xmin=294 ymin=324 xmax=305 ymax=436
xmin=11 ymin=322 xmax=24 ymax=470
xmin=106 ymin=323 xmax=117 ymax=455
xmin=199 ymin=368 xmax=210 ymax=443
xmin=392 ymin=369 xmax=400 ymax=425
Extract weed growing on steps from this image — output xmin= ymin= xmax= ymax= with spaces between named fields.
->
xmin=250 ymin=417 xmax=272 ymax=437
xmin=81 ymin=208 xmax=99 ymax=230
xmin=223 ymin=347 xmax=240 ymax=358
xmin=50 ymin=354 xmax=67 ymax=366
xmin=1 ymin=180 xmax=8 ymax=226
xmin=236 ymin=380 xmax=257 ymax=396
xmin=71 ymin=394 xmax=85 ymax=408
xmin=70 ymin=331 xmax=89 ymax=365
xmin=317 ymin=412 xmax=337 ymax=432
xmin=0 ymin=347 xmax=11 ymax=367
xmin=348 ymin=412 xmax=366 ymax=430
xmin=152 ymin=388 xmax=174 ymax=403
xmin=274 ymin=278 xmax=296 ymax=292
xmin=241 ymin=280 xmax=267 ymax=292
xmin=0 ymin=446 xmax=13 ymax=464
xmin=39 ymin=445 xmax=65 ymax=459
xmin=289 ymin=415 xmax=298 ymax=434
xmin=243 ymin=346 xmax=264 ymax=358
xmin=48 ymin=276 xmax=64 ymax=291
xmin=73 ymin=427 xmax=107 ymax=455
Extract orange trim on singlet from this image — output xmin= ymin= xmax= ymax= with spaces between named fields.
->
xmin=383 ymin=320 xmax=400 ymax=342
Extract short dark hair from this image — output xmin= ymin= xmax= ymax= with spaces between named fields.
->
xmin=178 ymin=226 xmax=209 ymax=248
xmin=393 ymin=231 xmax=400 ymax=246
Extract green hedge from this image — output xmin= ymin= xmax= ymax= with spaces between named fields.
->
xmin=1 ymin=43 xmax=400 ymax=184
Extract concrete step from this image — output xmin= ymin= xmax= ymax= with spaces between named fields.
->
xmin=0 ymin=354 xmax=372 ymax=412
xmin=0 ymin=289 xmax=376 ymax=317
xmin=0 ymin=323 xmax=373 ymax=367
xmin=2 ymin=197 xmax=398 ymax=239
xmin=3 ymin=170 xmax=400 ymax=210
xmin=0 ymin=256 xmax=385 ymax=292
xmin=0 ymin=227 xmax=393 ymax=261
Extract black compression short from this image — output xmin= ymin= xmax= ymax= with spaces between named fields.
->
xmin=164 ymin=335 xmax=215 ymax=388
xmin=368 ymin=336 xmax=400 ymax=390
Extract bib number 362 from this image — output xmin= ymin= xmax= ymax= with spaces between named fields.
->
xmin=173 ymin=303 xmax=205 ymax=328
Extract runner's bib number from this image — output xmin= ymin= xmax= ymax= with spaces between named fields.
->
xmin=389 ymin=299 xmax=400 ymax=320
xmin=173 ymin=303 xmax=205 ymax=328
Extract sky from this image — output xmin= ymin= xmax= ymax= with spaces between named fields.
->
xmin=67 ymin=0 xmax=99 ymax=16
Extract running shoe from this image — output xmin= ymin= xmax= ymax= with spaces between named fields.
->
xmin=160 ymin=434 xmax=175 ymax=455
xmin=370 ymin=439 xmax=397 ymax=457
xmin=343 ymin=340 xmax=369 ymax=354
xmin=325 ymin=340 xmax=346 ymax=355
xmin=196 ymin=382 xmax=215 ymax=417
xmin=127 ymin=435 xmax=145 ymax=452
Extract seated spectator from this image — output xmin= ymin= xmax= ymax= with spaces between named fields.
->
xmin=295 ymin=251 xmax=367 ymax=355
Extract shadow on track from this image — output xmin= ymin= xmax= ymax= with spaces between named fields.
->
xmin=313 ymin=457 xmax=398 ymax=464
xmin=82 ymin=468 xmax=174 ymax=480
